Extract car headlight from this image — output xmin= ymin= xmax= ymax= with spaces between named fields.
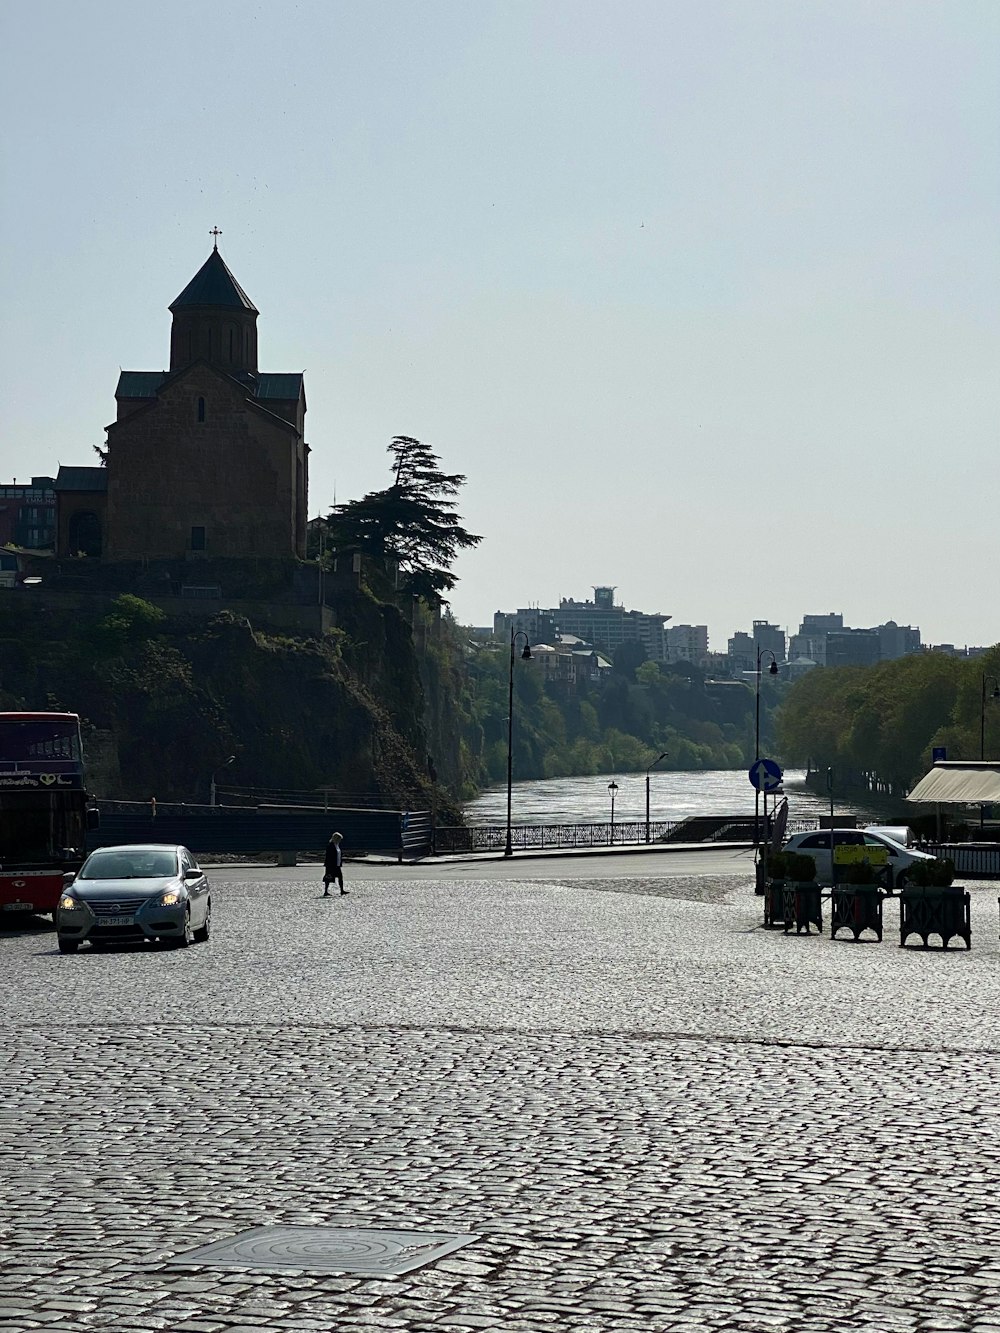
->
xmin=59 ymin=894 xmax=83 ymax=912
xmin=156 ymin=890 xmax=183 ymax=906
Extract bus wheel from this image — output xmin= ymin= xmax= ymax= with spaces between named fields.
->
xmin=58 ymin=938 xmax=79 ymax=954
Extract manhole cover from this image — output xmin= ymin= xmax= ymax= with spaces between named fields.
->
xmin=173 ymin=1224 xmax=480 ymax=1275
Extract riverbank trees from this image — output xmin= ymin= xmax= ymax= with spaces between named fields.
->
xmin=454 ymin=634 xmax=763 ymax=786
xmin=775 ymin=648 xmax=1000 ymax=796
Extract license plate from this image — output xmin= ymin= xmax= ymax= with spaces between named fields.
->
xmin=102 ymin=915 xmax=135 ymax=927
xmin=3 ymin=902 xmax=31 ymax=912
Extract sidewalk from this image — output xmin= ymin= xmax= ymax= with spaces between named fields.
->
xmin=207 ymin=840 xmax=756 ymax=870
xmin=361 ymin=838 xmax=755 ymax=867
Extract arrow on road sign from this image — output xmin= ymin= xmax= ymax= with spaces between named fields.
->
xmin=749 ymin=758 xmax=783 ymax=792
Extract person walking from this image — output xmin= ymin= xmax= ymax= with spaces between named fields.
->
xmin=323 ymin=831 xmax=347 ymax=896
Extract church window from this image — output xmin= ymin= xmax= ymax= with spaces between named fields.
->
xmin=190 ymin=526 xmax=206 ymax=551
xmin=228 ymin=327 xmax=235 ymax=362
xmin=197 ymin=396 xmax=206 ymax=423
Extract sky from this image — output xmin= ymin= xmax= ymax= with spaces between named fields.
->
xmin=1 ymin=1 xmax=997 ymax=650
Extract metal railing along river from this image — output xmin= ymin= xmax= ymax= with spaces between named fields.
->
xmin=437 ymin=820 xmax=681 ymax=853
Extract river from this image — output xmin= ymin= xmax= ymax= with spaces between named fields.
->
xmin=463 ymin=769 xmax=887 ymax=827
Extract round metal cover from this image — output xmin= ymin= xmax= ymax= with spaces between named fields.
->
xmin=173 ymin=1224 xmax=480 ymax=1276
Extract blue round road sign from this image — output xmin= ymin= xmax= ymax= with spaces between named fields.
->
xmin=749 ymin=758 xmax=783 ymax=792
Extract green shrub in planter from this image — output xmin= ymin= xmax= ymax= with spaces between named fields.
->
xmin=844 ymin=861 xmax=878 ymax=885
xmin=907 ymin=857 xmax=956 ymax=888
xmin=765 ymin=850 xmax=787 ymax=880
xmin=783 ymin=851 xmax=816 ymax=883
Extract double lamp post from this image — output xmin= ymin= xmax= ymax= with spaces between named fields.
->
xmin=980 ymin=673 xmax=1000 ymax=832
xmin=754 ymin=647 xmax=779 ymax=847
xmin=505 ymin=628 xmax=532 ymax=857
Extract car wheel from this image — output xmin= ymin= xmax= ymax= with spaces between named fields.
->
xmin=58 ymin=938 xmax=79 ymax=954
xmin=174 ymin=909 xmax=193 ymax=948
xmin=193 ymin=901 xmax=211 ymax=943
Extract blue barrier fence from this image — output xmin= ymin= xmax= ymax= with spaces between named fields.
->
xmin=91 ymin=807 xmax=432 ymax=858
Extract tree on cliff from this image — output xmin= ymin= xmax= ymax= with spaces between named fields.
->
xmin=325 ymin=436 xmax=481 ymax=605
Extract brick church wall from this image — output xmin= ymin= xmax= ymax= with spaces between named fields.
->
xmin=105 ymin=365 xmax=301 ymax=560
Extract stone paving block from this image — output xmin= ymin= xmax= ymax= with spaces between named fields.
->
xmin=5 ymin=872 xmax=1000 ymax=1333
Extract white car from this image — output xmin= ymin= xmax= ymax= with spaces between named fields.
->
xmin=783 ymin=829 xmax=937 ymax=889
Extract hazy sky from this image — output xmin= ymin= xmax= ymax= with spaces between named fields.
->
xmin=2 ymin=1 xmax=997 ymax=649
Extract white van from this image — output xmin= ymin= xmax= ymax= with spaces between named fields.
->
xmin=865 ymin=825 xmax=917 ymax=848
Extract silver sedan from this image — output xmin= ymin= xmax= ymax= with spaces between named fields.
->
xmin=56 ymin=844 xmax=211 ymax=954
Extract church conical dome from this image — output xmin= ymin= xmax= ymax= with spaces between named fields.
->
xmin=168 ymin=247 xmax=259 ymax=374
xmin=169 ymin=248 xmax=258 ymax=313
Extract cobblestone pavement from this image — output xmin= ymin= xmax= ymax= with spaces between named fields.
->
xmin=3 ymin=870 xmax=1000 ymax=1332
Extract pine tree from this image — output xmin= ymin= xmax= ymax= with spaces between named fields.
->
xmin=325 ymin=437 xmax=481 ymax=605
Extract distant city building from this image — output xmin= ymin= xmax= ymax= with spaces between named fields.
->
xmin=788 ymin=633 xmax=826 ymax=666
xmin=728 ymin=620 xmax=785 ymax=672
xmin=554 ymin=587 xmax=670 ymax=661
xmin=493 ymin=607 xmax=558 ymax=644
xmin=875 ymin=620 xmax=922 ymax=660
xmin=927 ymin=644 xmax=990 ymax=659
xmin=826 ymin=629 xmax=881 ymax=669
xmin=666 ymin=624 xmax=709 ymax=666
xmin=788 ymin=616 xmax=921 ymax=668
xmin=497 ymin=587 xmax=670 ymax=661
xmin=703 ymin=651 xmax=732 ymax=677
xmin=0 ymin=477 xmax=56 ymax=549
xmin=801 ymin=612 xmax=844 ymax=634
xmin=526 ymin=641 xmax=613 ymax=687
xmin=785 ymin=656 xmax=819 ymax=681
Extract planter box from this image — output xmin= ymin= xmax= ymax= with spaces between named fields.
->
xmin=781 ymin=882 xmax=822 ymax=936
xmin=763 ymin=879 xmax=787 ymax=928
xmin=831 ymin=885 xmax=884 ymax=942
xmin=899 ymin=886 xmax=971 ymax=950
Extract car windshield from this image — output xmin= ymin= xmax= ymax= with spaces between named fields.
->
xmin=80 ymin=850 xmax=178 ymax=880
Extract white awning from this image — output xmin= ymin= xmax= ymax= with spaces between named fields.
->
xmin=906 ymin=762 xmax=1000 ymax=804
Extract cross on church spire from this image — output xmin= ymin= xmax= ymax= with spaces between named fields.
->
xmin=210 ymin=226 xmax=222 ymax=250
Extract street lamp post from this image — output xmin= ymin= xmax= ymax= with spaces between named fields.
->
xmin=645 ymin=751 xmax=669 ymax=843
xmin=505 ymin=629 xmax=532 ymax=857
xmin=608 ymin=780 xmax=618 ymax=844
xmin=754 ymin=648 xmax=779 ymax=848
xmin=210 ymin=755 xmax=236 ymax=807
xmin=980 ymin=674 xmax=1000 ymax=832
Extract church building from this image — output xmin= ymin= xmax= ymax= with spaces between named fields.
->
xmin=84 ymin=241 xmax=308 ymax=562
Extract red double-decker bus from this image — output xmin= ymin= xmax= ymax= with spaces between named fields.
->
xmin=0 ymin=712 xmax=98 ymax=916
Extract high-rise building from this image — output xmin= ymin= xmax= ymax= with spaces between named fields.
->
xmin=728 ymin=620 xmax=785 ymax=672
xmin=554 ymin=587 xmax=670 ymax=661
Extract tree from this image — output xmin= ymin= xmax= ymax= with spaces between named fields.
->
xmin=325 ymin=436 xmax=481 ymax=606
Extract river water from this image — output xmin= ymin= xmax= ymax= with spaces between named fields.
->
xmin=464 ymin=769 xmax=886 ymax=827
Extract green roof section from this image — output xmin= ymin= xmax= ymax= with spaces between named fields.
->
xmin=116 ymin=371 xmax=168 ymax=399
xmin=54 ymin=466 xmax=108 ymax=493
xmin=256 ymin=374 xmax=304 ymax=400
xmin=115 ymin=368 xmax=303 ymax=405
xmin=169 ymin=249 xmax=258 ymax=313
